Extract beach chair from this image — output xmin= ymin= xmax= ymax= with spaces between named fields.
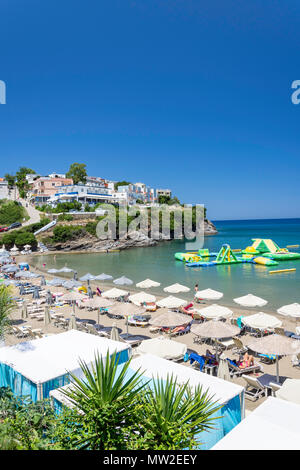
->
xmin=232 ymin=337 xmax=248 ymax=356
xmin=242 ymin=375 xmax=267 ymax=401
xmin=268 ymin=382 xmax=282 ymax=396
xmin=227 ymin=359 xmax=262 ymax=377
xmin=258 ymin=353 xmax=276 ymax=364
xmin=291 ymin=354 xmax=300 ymax=368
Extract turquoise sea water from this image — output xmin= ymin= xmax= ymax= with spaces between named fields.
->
xmin=29 ymin=218 xmax=300 ymax=312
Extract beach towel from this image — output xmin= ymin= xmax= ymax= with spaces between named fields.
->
xmin=189 ymin=353 xmax=205 ymax=371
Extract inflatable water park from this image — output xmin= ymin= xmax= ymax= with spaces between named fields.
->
xmin=174 ymin=239 xmax=300 ymax=268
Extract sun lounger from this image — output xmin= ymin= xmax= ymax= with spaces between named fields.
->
xmin=291 ymin=354 xmax=300 ymax=367
xmin=227 ymin=358 xmax=262 ymax=377
xmin=268 ymin=381 xmax=282 ymax=396
xmin=242 ymin=375 xmax=267 ymax=401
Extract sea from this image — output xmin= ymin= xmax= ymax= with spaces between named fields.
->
xmin=29 ymin=218 xmax=300 ymax=312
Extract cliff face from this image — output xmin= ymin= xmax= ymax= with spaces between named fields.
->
xmin=43 ymin=219 xmax=217 ymax=252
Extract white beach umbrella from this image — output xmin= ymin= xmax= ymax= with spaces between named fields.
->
xmin=276 ymin=379 xmax=300 ymax=405
xmin=129 ymin=291 xmax=156 ymax=305
xmin=195 ymin=288 xmax=224 ymax=300
xmin=195 ymin=304 xmax=233 ymax=320
xmin=163 ymin=283 xmax=190 ymax=294
xmin=58 ymin=267 xmax=75 ymax=273
xmin=68 ymin=314 xmax=77 ymax=330
xmin=10 ymin=244 xmax=19 ymax=253
xmin=233 ymin=294 xmax=268 ymax=308
xmin=136 ymin=278 xmax=161 ymax=289
xmin=47 ymin=269 xmax=59 ymax=274
xmin=217 ymin=353 xmax=231 ymax=381
xmin=102 ymin=288 xmax=129 ymax=299
xmin=113 ymin=276 xmax=133 ymax=286
xmin=242 ymin=313 xmax=282 ymax=330
xmin=136 ymin=337 xmax=187 ymax=360
xmin=44 ymin=306 xmax=51 ymax=326
xmin=110 ymin=322 xmax=120 ymax=342
xmin=94 ymin=273 xmax=113 ymax=281
xmin=157 ymin=295 xmax=187 ymax=309
xmin=21 ymin=302 xmax=28 ymax=319
xmin=277 ymin=303 xmax=300 ymax=319
xmin=79 ymin=273 xmax=96 ymax=282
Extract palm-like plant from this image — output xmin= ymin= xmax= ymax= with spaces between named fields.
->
xmin=61 ymin=352 xmax=147 ymax=450
xmin=136 ymin=374 xmax=221 ymax=450
xmin=0 ymin=285 xmax=15 ymax=342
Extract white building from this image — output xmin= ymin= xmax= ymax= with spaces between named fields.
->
xmin=50 ymin=182 xmax=127 ymax=206
xmin=0 ymin=179 xmax=9 ymax=199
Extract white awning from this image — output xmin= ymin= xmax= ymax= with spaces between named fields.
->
xmin=212 ymin=397 xmax=300 ymax=450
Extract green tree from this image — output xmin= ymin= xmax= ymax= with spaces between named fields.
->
xmin=4 ymin=174 xmax=15 ymax=188
xmin=0 ymin=200 xmax=27 ymax=225
xmin=60 ymin=352 xmax=146 ymax=450
xmin=0 ymin=286 xmax=15 ymax=340
xmin=15 ymin=231 xmax=37 ymax=250
xmin=135 ymin=376 xmax=220 ymax=449
xmin=15 ymin=167 xmax=36 ymax=198
xmin=66 ymin=163 xmax=87 ymax=184
xmin=114 ymin=181 xmax=131 ymax=191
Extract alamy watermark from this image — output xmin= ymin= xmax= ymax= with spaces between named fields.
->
xmin=95 ymin=203 xmax=205 ymax=250
xmin=0 ymin=80 xmax=6 ymax=104
xmin=291 ymin=80 xmax=300 ymax=104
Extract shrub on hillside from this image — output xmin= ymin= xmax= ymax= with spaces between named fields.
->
xmin=0 ymin=200 xmax=27 ymax=225
xmin=14 ymin=232 xmax=37 ymax=250
xmin=52 ymin=225 xmax=86 ymax=243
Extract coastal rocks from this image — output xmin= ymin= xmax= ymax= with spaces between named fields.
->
xmin=204 ymin=219 xmax=218 ymax=235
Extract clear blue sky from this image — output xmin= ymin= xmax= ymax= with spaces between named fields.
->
xmin=1 ymin=0 xmax=300 ymax=220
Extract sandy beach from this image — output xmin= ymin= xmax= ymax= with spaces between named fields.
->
xmin=3 ymin=252 xmax=299 ymax=413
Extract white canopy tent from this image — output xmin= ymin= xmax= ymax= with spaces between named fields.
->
xmin=157 ymin=295 xmax=187 ymax=309
xmin=195 ymin=288 xmax=223 ymax=300
xmin=135 ymin=337 xmax=187 ymax=361
xmin=0 ymin=330 xmax=131 ymax=402
xmin=233 ymin=294 xmax=268 ymax=308
xmin=212 ymin=397 xmax=300 ymax=450
xmin=195 ymin=304 xmax=233 ymax=320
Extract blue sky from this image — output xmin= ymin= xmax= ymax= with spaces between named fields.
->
xmin=0 ymin=0 xmax=300 ymax=220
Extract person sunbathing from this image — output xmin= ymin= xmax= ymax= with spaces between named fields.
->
xmin=239 ymin=352 xmax=254 ymax=369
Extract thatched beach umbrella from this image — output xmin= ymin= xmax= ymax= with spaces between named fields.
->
xmin=195 ymin=288 xmax=223 ymax=301
xmin=83 ymin=297 xmax=115 ymax=324
xmin=217 ymin=353 xmax=231 ymax=381
xmin=191 ymin=320 xmax=240 ymax=362
xmin=136 ymin=278 xmax=161 ymax=289
xmin=247 ymin=334 xmax=300 ymax=383
xmin=191 ymin=320 xmax=240 ymax=339
xmin=108 ymin=303 xmax=146 ymax=337
xmin=157 ymin=296 xmax=187 ymax=309
xmin=163 ymin=283 xmax=190 ymax=294
xmin=32 ymin=286 xmax=40 ymax=299
xmin=40 ymin=275 xmax=46 ymax=286
xmin=233 ymin=294 xmax=268 ymax=308
xmin=62 ymin=292 xmax=84 ymax=302
xmin=149 ymin=311 xmax=190 ymax=328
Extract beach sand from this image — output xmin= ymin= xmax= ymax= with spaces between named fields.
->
xmin=4 ymin=254 xmax=300 ymax=412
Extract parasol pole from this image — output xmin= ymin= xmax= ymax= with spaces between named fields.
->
xmin=276 ymin=355 xmax=279 ymax=383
